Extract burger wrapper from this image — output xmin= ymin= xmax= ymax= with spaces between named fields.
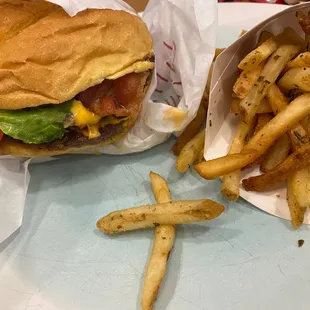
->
xmin=0 ymin=0 xmax=217 ymax=243
xmin=206 ymin=2 xmax=310 ymax=224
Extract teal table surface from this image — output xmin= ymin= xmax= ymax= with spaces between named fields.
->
xmin=1 ymin=3 xmax=310 ymax=310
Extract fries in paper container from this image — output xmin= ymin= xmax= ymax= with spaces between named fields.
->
xmin=201 ymin=3 xmax=310 ymax=227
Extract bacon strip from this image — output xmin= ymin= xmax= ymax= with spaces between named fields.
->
xmin=76 ymin=72 xmax=147 ymax=118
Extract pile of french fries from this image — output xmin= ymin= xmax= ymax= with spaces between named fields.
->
xmin=195 ymin=12 xmax=310 ymax=229
xmin=96 ymin=172 xmax=224 ymax=309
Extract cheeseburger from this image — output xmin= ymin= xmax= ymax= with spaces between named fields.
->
xmin=0 ymin=0 xmax=154 ymax=157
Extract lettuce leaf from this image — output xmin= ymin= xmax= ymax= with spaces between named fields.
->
xmin=0 ymin=100 xmax=73 ymax=144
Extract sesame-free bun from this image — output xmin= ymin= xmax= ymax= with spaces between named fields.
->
xmin=0 ymin=129 xmax=127 ymax=157
xmin=0 ymin=0 xmax=154 ymax=110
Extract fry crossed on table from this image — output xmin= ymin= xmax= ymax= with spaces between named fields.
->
xmin=96 ymin=172 xmax=224 ymax=310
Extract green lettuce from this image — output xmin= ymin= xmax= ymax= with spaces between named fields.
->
xmin=0 ymin=100 xmax=73 ymax=144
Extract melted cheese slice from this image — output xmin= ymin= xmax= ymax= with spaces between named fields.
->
xmin=71 ymin=100 xmax=101 ymax=128
xmin=82 ymin=124 xmax=101 ymax=139
xmin=71 ymin=100 xmax=128 ymax=140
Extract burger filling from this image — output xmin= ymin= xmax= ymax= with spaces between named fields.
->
xmin=0 ymin=72 xmax=149 ymax=148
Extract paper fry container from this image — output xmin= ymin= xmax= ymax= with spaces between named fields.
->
xmin=205 ymin=2 xmax=310 ymax=223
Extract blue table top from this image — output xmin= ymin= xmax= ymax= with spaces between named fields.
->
xmin=1 ymin=3 xmax=309 ymax=310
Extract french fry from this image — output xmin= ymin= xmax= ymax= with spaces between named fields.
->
xmin=260 ymin=134 xmax=291 ymax=172
xmin=253 ymin=114 xmax=273 ymax=134
xmin=266 ymin=83 xmax=310 ymax=210
xmin=149 ymin=172 xmax=171 ymax=203
xmin=96 ymin=200 xmax=224 ymax=234
xmin=238 ymin=27 xmax=303 ymax=71
xmin=233 ymin=63 xmax=264 ymax=99
xmin=246 ymin=113 xmax=273 ymax=168
xmin=266 ymin=84 xmax=308 ymax=148
xmin=290 ymin=167 xmax=310 ymax=209
xmin=278 ymin=67 xmax=310 ymax=94
xmin=171 ymin=104 xmax=206 ymax=156
xmin=221 ymin=119 xmax=256 ymax=201
xmin=176 ymin=129 xmax=205 ymax=173
xmin=254 ymin=98 xmax=273 ymax=114
xmin=302 ymin=115 xmax=310 ymax=137
xmin=239 ymin=44 xmax=301 ymax=124
xmin=242 ymin=142 xmax=310 ymax=191
xmin=287 ymin=88 xmax=304 ymax=102
xmin=231 ymin=97 xmax=272 ymax=114
xmin=286 ymin=52 xmax=310 ymax=70
xmin=230 ymin=98 xmax=241 ymax=114
xmin=238 ymin=36 xmax=278 ymax=71
xmin=300 ymin=116 xmax=310 ymax=134
xmin=195 ymin=94 xmax=310 ymax=180
xmin=287 ymin=177 xmax=306 ymax=229
xmin=142 ymin=172 xmax=175 ymax=310
xmin=233 ymin=32 xmax=266 ymax=100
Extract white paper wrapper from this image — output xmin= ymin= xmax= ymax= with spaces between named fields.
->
xmin=0 ymin=0 xmax=217 ymax=243
xmin=206 ymin=2 xmax=310 ymax=224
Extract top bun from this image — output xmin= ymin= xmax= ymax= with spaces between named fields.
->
xmin=0 ymin=0 xmax=154 ymax=110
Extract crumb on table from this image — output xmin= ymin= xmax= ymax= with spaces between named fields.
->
xmin=298 ymin=239 xmax=305 ymax=248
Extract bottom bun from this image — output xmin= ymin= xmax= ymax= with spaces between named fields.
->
xmin=0 ymin=128 xmax=128 ymax=157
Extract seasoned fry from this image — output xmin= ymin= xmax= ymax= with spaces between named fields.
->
xmin=96 ymin=200 xmax=224 ymax=234
xmin=232 ymin=31 xmax=268 ymax=100
xmin=291 ymin=167 xmax=310 ymax=209
xmin=195 ymin=94 xmax=310 ymax=180
xmin=266 ymin=83 xmax=310 ymax=210
xmin=238 ymin=28 xmax=301 ymax=71
xmin=238 ymin=35 xmax=278 ymax=71
xmin=287 ymin=177 xmax=306 ymax=229
xmin=176 ymin=129 xmax=205 ymax=173
xmin=261 ymin=134 xmax=291 ymax=172
xmin=246 ymin=113 xmax=273 ymax=168
xmin=240 ymin=44 xmax=301 ymax=124
xmin=149 ymin=172 xmax=171 ymax=203
xmin=142 ymin=172 xmax=175 ymax=310
xmin=230 ymin=98 xmax=241 ymax=114
xmin=278 ymin=67 xmax=310 ymax=94
xmin=233 ymin=63 xmax=264 ymax=99
xmin=300 ymin=116 xmax=310 ymax=134
xmin=266 ymin=84 xmax=308 ymax=148
xmin=242 ymin=142 xmax=310 ymax=191
xmin=253 ymin=114 xmax=273 ymax=135
xmin=302 ymin=115 xmax=310 ymax=137
xmin=221 ymin=119 xmax=255 ymax=200
xmin=286 ymin=52 xmax=310 ymax=70
xmin=266 ymin=83 xmax=289 ymax=114
xmin=171 ymin=104 xmax=206 ymax=156
xmin=231 ymin=97 xmax=272 ymax=114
